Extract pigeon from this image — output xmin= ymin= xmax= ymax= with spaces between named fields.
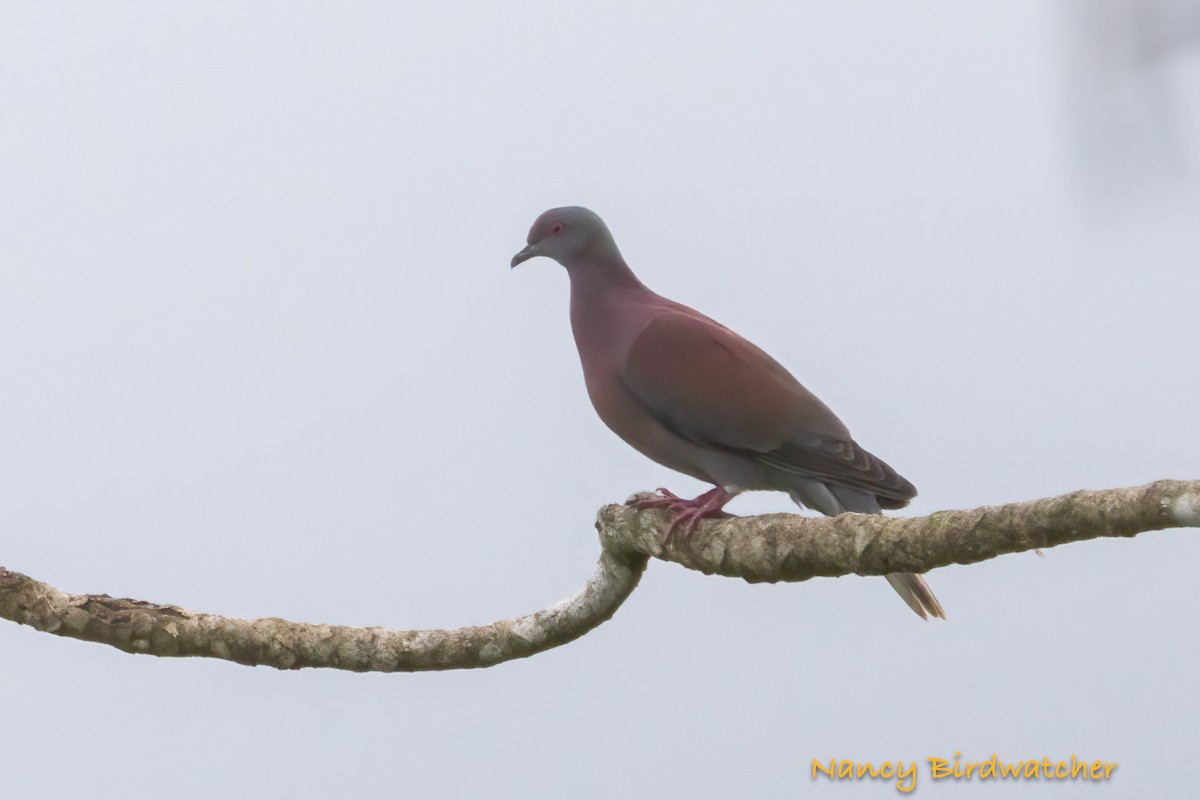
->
xmin=512 ymin=206 xmax=944 ymax=619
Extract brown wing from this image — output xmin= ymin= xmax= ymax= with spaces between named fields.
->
xmin=621 ymin=312 xmax=847 ymax=452
xmin=621 ymin=312 xmax=915 ymax=506
xmin=755 ymin=436 xmax=917 ymax=508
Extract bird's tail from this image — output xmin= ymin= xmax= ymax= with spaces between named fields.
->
xmin=790 ymin=479 xmax=946 ymax=620
xmin=885 ymin=573 xmax=945 ymax=620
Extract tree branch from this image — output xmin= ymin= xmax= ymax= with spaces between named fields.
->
xmin=613 ymin=479 xmax=1200 ymax=581
xmin=2 ymin=479 xmax=1197 ymax=671
xmin=0 ymin=549 xmax=649 ymax=672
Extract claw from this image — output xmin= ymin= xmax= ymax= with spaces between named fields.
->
xmin=631 ymin=488 xmax=684 ymax=511
xmin=633 ymin=486 xmax=734 ymax=542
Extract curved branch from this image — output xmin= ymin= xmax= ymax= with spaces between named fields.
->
xmin=2 ymin=479 xmax=1197 ymax=671
xmin=0 ymin=548 xmax=649 ymax=672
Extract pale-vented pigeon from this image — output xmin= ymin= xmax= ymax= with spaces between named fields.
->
xmin=512 ymin=206 xmax=944 ymax=620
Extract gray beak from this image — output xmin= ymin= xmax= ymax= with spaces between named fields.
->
xmin=511 ymin=243 xmax=538 ymax=268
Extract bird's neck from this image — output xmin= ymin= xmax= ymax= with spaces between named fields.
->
xmin=567 ymin=257 xmax=657 ymax=366
xmin=564 ymin=254 xmax=646 ymax=293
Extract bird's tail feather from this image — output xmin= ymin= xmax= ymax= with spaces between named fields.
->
xmin=791 ymin=481 xmax=946 ymax=620
xmin=885 ymin=573 xmax=945 ymax=620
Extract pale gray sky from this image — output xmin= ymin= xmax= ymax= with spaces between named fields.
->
xmin=2 ymin=2 xmax=1198 ymax=798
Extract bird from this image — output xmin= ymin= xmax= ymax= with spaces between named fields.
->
xmin=511 ymin=206 xmax=944 ymax=620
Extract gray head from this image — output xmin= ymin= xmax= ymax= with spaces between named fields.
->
xmin=511 ymin=206 xmax=622 ymax=269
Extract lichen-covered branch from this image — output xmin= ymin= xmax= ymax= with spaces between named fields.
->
xmin=606 ymin=479 xmax=1200 ymax=582
xmin=0 ymin=548 xmax=649 ymax=672
xmin=2 ymin=479 xmax=1197 ymax=671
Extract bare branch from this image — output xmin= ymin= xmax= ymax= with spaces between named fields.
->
xmin=2 ymin=479 xmax=1196 ymax=671
xmin=607 ymin=479 xmax=1200 ymax=582
xmin=0 ymin=549 xmax=648 ymax=672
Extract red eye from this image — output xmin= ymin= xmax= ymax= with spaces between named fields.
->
xmin=551 ymin=222 xmax=564 ymax=234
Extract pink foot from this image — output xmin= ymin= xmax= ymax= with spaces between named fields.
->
xmin=632 ymin=486 xmax=734 ymax=541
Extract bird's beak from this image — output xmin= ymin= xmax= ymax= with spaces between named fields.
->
xmin=510 ymin=243 xmax=539 ymax=268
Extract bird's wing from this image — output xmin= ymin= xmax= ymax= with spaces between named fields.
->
xmin=757 ymin=436 xmax=916 ymax=507
xmin=621 ymin=312 xmax=915 ymax=506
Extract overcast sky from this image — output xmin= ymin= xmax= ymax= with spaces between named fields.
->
xmin=2 ymin=3 xmax=1199 ymax=798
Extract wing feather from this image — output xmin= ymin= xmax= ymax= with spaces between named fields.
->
xmin=621 ymin=312 xmax=915 ymax=506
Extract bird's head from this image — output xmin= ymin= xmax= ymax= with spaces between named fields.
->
xmin=511 ymin=206 xmax=618 ymax=269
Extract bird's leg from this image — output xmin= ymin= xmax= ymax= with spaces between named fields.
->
xmin=633 ymin=486 xmax=735 ymax=541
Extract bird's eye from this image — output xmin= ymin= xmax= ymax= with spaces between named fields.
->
xmin=551 ymin=222 xmax=564 ymax=234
